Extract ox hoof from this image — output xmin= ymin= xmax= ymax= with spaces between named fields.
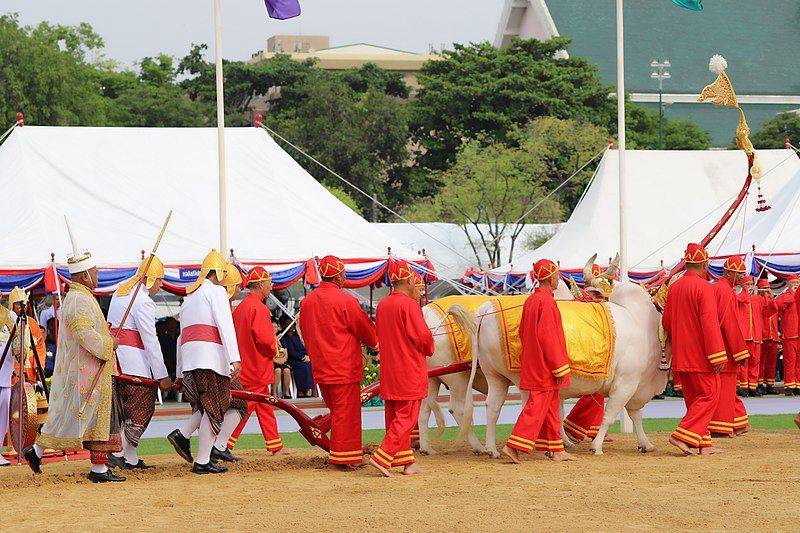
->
xmin=486 ymin=449 xmax=501 ymax=459
xmin=638 ymin=444 xmax=656 ymax=454
xmin=590 ymin=448 xmax=604 ymax=456
xmin=471 ymin=446 xmax=487 ymax=455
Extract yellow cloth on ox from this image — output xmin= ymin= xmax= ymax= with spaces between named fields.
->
xmin=427 ymin=295 xmax=493 ymax=362
xmin=489 ymin=295 xmax=615 ymax=378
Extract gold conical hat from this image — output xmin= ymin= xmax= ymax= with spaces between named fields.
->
xmin=8 ymin=286 xmax=28 ymax=307
xmin=224 ymin=262 xmax=243 ymax=299
xmin=186 ymin=249 xmax=227 ymax=295
xmin=116 ymin=255 xmax=166 ymax=296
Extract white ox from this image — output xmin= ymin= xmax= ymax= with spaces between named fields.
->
xmin=463 ymin=280 xmax=667 ymax=456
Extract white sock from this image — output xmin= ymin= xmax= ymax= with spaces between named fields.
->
xmin=90 ymin=463 xmax=108 ymax=474
xmin=180 ymin=411 xmax=202 ymax=439
xmin=0 ymin=455 xmax=10 ymax=465
xmin=32 ymin=444 xmax=44 ymax=458
xmin=121 ymin=431 xmax=139 ymax=465
xmin=213 ymin=409 xmax=242 ymax=451
xmin=196 ymin=414 xmax=216 ymax=465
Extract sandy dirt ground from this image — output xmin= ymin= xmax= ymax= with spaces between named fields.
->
xmin=1 ymin=431 xmax=798 ymax=532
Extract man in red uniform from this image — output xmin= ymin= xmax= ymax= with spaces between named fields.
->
xmin=708 ymin=256 xmax=750 ymax=438
xmin=503 ymin=259 xmax=576 ymax=464
xmin=662 ymin=243 xmax=727 ymax=456
xmin=736 ymin=276 xmax=777 ymax=395
xmin=563 ymin=264 xmax=607 ymax=444
xmin=370 ymin=261 xmax=435 ymax=477
xmin=225 ymin=266 xmax=287 ymax=456
xmin=758 ymin=279 xmax=779 ymax=394
xmin=299 ymin=255 xmax=378 ymax=469
xmin=777 ymin=274 xmax=799 ymax=395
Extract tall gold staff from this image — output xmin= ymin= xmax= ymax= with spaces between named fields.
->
xmin=78 ymin=210 xmax=173 ymax=418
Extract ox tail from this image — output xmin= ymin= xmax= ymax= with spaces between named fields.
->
xmin=455 ymin=306 xmax=481 ymax=444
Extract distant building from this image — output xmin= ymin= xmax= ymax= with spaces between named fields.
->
xmin=495 ymin=0 xmax=800 ymax=146
xmin=267 ymin=35 xmax=330 ymax=54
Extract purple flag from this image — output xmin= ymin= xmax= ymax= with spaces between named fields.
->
xmin=264 ymin=0 xmax=301 ymax=20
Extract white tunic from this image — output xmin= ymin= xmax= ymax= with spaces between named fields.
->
xmin=108 ymin=290 xmax=168 ymax=380
xmin=0 ymin=309 xmax=16 ymax=387
xmin=177 ymin=279 xmax=240 ymax=377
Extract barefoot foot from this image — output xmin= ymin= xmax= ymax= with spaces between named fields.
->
xmin=402 ymin=463 xmax=422 ymax=475
xmin=668 ymin=436 xmax=692 ymax=456
xmin=549 ymin=451 xmax=578 ymax=462
xmin=699 ymin=446 xmax=721 ymax=456
xmin=368 ymin=457 xmax=394 ymax=477
xmin=501 ymin=445 xmax=521 ymax=464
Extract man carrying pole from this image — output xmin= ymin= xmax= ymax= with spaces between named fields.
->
xmin=107 ymin=256 xmax=172 ymax=470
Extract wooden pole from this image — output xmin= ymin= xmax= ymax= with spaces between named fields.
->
xmin=213 ymin=0 xmax=228 ymax=254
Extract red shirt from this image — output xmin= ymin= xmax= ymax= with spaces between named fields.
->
xmin=662 ymin=270 xmax=726 ymax=372
xmin=518 ymin=287 xmax=571 ymax=391
xmin=761 ymin=294 xmax=779 ymax=341
xmin=232 ymin=292 xmax=277 ymax=387
xmin=711 ymin=277 xmax=749 ymax=371
xmin=737 ymin=291 xmax=777 ymax=343
xmin=374 ymin=291 xmax=434 ymax=400
xmin=299 ymin=281 xmax=377 ymax=385
xmin=777 ymin=288 xmax=799 ymax=340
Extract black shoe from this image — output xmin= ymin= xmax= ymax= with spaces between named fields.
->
xmin=748 ymin=389 xmax=761 ymax=397
xmin=167 ymin=429 xmax=193 ymax=463
xmin=21 ymin=446 xmax=41 ymax=474
xmin=107 ymin=453 xmax=128 ymax=470
xmin=126 ymin=460 xmax=155 ymax=470
xmin=652 ymin=394 xmax=665 ymax=400
xmin=192 ymin=461 xmax=228 ymax=474
xmin=736 ymin=387 xmax=747 ymax=397
xmin=756 ymin=385 xmax=767 ymax=395
xmin=765 ymin=385 xmax=777 ymax=395
xmin=0 ymin=461 xmax=10 ymax=467
xmin=88 ymin=469 xmax=126 ymax=483
xmin=210 ymin=447 xmax=242 ymax=463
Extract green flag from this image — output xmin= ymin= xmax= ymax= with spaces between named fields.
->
xmin=671 ymin=0 xmax=703 ymax=10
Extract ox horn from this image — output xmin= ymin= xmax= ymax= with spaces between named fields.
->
xmin=603 ymin=253 xmax=621 ymax=279
xmin=583 ymin=253 xmax=598 ymax=284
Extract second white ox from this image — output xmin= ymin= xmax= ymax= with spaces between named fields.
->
xmin=419 ymin=280 xmax=667 ymax=457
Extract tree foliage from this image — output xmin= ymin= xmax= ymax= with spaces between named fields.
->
xmin=406 ymin=118 xmax=597 ymax=267
xmin=751 ymin=112 xmax=800 ymax=149
xmin=412 ymin=37 xmax=616 ymax=170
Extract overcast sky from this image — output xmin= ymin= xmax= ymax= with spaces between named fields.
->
xmin=5 ymin=0 xmax=502 ymax=67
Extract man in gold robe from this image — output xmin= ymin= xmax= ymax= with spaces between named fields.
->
xmin=23 ymin=226 xmax=125 ymax=483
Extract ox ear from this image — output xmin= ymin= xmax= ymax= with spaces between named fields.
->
xmin=604 ymin=253 xmax=620 ymax=280
xmin=583 ymin=253 xmax=598 ymax=284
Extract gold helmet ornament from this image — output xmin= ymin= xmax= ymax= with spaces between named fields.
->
xmin=186 ymin=249 xmax=228 ymax=295
xmin=116 ymin=255 xmax=166 ymax=296
xmin=223 ymin=262 xmax=243 ymax=299
xmin=8 ymin=286 xmax=29 ymax=308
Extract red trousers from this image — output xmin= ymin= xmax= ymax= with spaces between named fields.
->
xmin=760 ymin=340 xmax=778 ymax=386
xmin=563 ymin=393 xmax=604 ymax=442
xmin=783 ymin=338 xmax=799 ymax=390
xmin=319 ymin=382 xmax=363 ymax=465
xmin=228 ymin=383 xmax=283 ymax=452
xmin=671 ymin=371 xmax=720 ymax=449
xmin=739 ymin=342 xmax=761 ymax=389
xmin=507 ymin=388 xmax=563 ymax=454
xmin=372 ymin=399 xmax=420 ymax=469
xmin=709 ymin=371 xmax=749 ymax=435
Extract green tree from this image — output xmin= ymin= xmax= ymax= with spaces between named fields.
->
xmin=625 ymin=104 xmax=711 ymax=150
xmin=325 ymin=184 xmax=363 ymax=216
xmin=0 ymin=14 xmax=107 ymax=125
xmin=412 ymin=37 xmax=615 ymax=170
xmin=407 ymin=132 xmax=564 ymax=268
xmin=751 ymin=112 xmax=800 ymax=149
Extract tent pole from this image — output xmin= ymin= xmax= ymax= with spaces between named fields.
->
xmin=616 ymin=0 xmax=633 ymax=434
xmin=213 ymin=0 xmax=228 ymax=255
xmin=369 ymin=284 xmax=374 ymax=319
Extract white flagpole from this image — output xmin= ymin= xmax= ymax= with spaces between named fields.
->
xmin=616 ymin=0 xmax=633 ymax=434
xmin=213 ymin=0 xmax=228 ymax=255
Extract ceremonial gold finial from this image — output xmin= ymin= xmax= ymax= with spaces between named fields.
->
xmin=698 ymin=55 xmax=769 ymax=210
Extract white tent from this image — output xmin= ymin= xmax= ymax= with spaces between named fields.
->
xmin=0 ymin=126 xmax=416 ymax=268
xmin=492 ymin=149 xmax=800 ymax=275
xmin=373 ymin=222 xmax=560 ymax=279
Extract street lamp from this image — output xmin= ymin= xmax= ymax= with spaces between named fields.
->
xmin=650 ymin=57 xmax=671 ymax=149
